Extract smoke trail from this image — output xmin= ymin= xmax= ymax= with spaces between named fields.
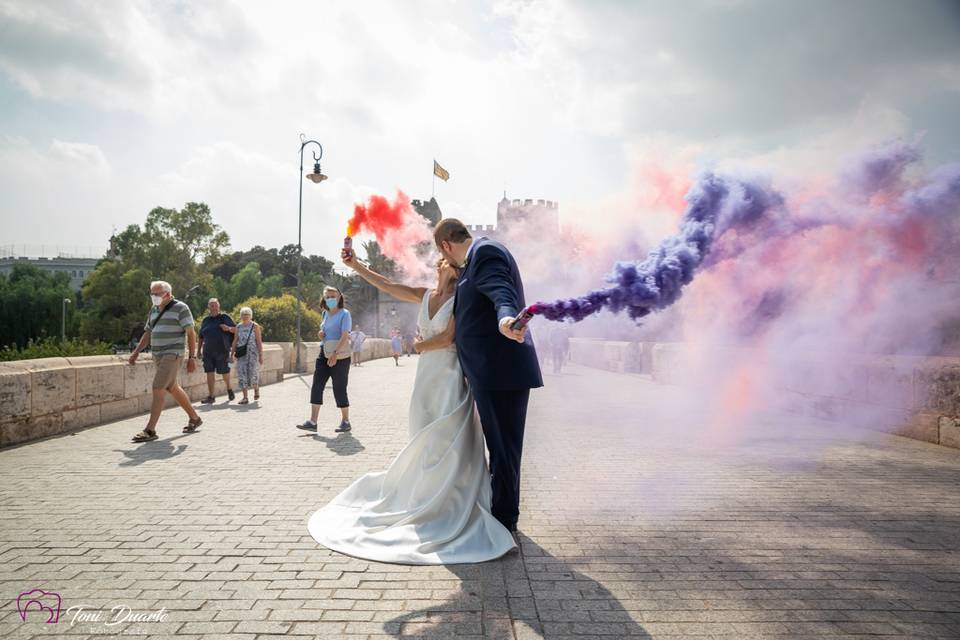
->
xmin=535 ymin=173 xmax=783 ymax=322
xmin=346 ymin=190 xmax=436 ymax=282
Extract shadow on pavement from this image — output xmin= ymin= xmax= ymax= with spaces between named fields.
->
xmin=297 ymin=431 xmax=366 ymax=456
xmin=113 ymin=435 xmax=190 ymax=467
xmin=383 ymin=535 xmax=651 ymax=638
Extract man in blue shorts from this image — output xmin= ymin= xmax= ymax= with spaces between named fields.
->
xmin=197 ymin=297 xmax=236 ymax=403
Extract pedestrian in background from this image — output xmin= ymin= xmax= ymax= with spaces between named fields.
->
xmin=198 ymin=297 xmax=236 ymax=404
xmin=297 ymin=286 xmax=353 ymax=433
xmin=231 ymin=306 xmax=263 ymax=404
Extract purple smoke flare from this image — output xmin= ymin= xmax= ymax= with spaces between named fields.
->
xmin=535 ymin=172 xmax=783 ymax=323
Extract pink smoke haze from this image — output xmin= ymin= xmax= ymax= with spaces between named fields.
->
xmin=497 ymin=141 xmax=958 ymax=453
xmin=668 ymin=142 xmax=959 ymax=438
xmin=347 ymin=191 xmax=437 ymax=284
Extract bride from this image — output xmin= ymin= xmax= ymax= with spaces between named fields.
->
xmin=306 ymin=251 xmax=516 ymax=564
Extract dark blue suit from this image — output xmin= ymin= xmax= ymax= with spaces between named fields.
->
xmin=454 ymin=237 xmax=542 ymax=531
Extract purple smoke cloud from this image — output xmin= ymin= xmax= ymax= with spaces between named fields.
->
xmin=534 ymin=172 xmax=784 ymax=323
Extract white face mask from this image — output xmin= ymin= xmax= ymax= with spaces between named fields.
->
xmin=151 ymin=294 xmax=164 ymax=306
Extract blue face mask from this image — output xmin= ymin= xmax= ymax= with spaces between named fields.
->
xmin=325 ymin=297 xmax=338 ymax=310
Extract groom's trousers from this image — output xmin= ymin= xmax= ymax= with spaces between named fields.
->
xmin=471 ymin=386 xmax=530 ymax=531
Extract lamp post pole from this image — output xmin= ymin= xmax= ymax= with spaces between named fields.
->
xmin=295 ymin=134 xmax=327 ymax=374
xmin=61 ymin=298 xmax=71 ymax=342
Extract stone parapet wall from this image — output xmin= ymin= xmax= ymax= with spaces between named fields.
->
xmin=0 ymin=339 xmax=397 ymax=447
xmin=272 ymin=338 xmax=395 ymax=374
xmin=568 ymin=338 xmax=960 ymax=449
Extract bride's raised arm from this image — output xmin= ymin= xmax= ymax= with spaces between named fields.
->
xmin=341 ymin=249 xmax=427 ymax=304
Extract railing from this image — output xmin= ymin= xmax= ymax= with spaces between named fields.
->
xmin=565 ymin=338 xmax=960 ymax=449
xmin=0 ymin=339 xmax=395 ymax=447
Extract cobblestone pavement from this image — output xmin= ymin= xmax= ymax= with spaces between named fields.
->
xmin=1 ymin=355 xmax=959 ymax=639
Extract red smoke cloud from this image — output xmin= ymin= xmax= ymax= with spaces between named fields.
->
xmin=346 ymin=190 xmax=435 ymax=282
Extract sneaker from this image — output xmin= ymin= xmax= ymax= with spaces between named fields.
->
xmin=296 ymin=420 xmax=317 ymax=432
xmin=200 ymin=396 xmax=215 ymax=404
xmin=335 ymin=420 xmax=352 ymax=433
xmin=227 ymin=388 xmax=235 ymax=401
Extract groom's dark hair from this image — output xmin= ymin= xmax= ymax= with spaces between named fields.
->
xmin=433 ymin=218 xmax=472 ymax=245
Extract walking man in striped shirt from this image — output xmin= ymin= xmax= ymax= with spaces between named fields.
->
xmin=128 ymin=280 xmax=203 ymax=442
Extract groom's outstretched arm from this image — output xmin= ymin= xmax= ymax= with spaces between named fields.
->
xmin=473 ymin=245 xmax=521 ymax=324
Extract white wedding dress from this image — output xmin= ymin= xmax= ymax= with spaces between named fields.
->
xmin=307 ymin=291 xmax=516 ymax=564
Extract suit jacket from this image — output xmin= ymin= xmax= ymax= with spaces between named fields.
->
xmin=454 ymin=237 xmax=543 ymax=391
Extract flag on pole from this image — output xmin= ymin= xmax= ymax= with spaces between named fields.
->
xmin=433 ymin=159 xmax=450 ymax=182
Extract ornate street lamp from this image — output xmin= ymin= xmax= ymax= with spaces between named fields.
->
xmin=295 ymin=134 xmax=326 ymax=374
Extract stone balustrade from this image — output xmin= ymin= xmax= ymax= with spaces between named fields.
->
xmin=271 ymin=338 xmax=396 ymax=374
xmin=567 ymin=338 xmax=960 ymax=449
xmin=0 ymin=338 xmax=395 ymax=448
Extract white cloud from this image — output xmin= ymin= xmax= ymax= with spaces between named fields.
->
xmin=0 ymin=0 xmax=957 ymax=260
xmin=0 ymin=136 xmax=115 ymax=250
xmin=150 ymin=140 xmax=373 ymax=262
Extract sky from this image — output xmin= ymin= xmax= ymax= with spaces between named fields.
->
xmin=0 ymin=0 xmax=958 ymax=267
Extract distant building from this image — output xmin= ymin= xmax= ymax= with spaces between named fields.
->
xmin=410 ymin=197 xmax=442 ymax=226
xmin=465 ymin=194 xmax=560 ymax=239
xmin=0 ymin=256 xmax=100 ymax=291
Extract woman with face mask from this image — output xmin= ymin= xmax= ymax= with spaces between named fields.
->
xmin=297 ymin=286 xmax=353 ymax=432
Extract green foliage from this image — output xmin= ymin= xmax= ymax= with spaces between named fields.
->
xmin=105 ymin=201 xmax=228 ymax=307
xmin=209 ymin=262 xmax=290 ymax=311
xmin=0 ymin=264 xmax=77 ymax=349
xmin=0 ymin=336 xmax=112 ymax=362
xmin=81 ymin=202 xmax=228 ymax=343
xmin=26 ymin=199 xmax=398 ymax=347
xmin=362 ymin=240 xmax=397 ymax=277
xmin=79 ymin=261 xmax=154 ymax=344
xmin=212 ymin=244 xmax=333 ymax=287
xmin=231 ymin=294 xmax=322 ymax=342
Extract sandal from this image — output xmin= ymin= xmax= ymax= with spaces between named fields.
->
xmin=238 ymin=398 xmax=249 ymax=405
xmin=182 ymin=417 xmax=203 ymax=433
xmin=253 ymin=393 xmax=260 ymax=400
xmin=132 ymin=429 xmax=158 ymax=443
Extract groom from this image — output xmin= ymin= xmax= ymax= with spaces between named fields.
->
xmin=435 ymin=219 xmax=543 ymax=533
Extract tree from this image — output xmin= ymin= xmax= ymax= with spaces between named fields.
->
xmin=0 ymin=264 xmax=76 ymax=348
xmin=232 ymin=294 xmax=322 ymax=342
xmin=78 ymin=261 xmax=153 ymax=344
xmin=211 ymin=243 xmax=334 ymax=288
xmin=208 ymin=262 xmax=286 ymax=311
xmin=362 ymin=240 xmax=397 ymax=277
xmin=81 ymin=202 xmax=229 ymax=343
xmin=109 ymin=202 xmax=228 ymax=297
xmin=211 ymin=245 xmax=280 ymax=282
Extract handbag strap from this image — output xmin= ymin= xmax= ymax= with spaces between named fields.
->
xmin=238 ymin=323 xmax=255 ymax=347
xmin=150 ymin=299 xmax=178 ymax=330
